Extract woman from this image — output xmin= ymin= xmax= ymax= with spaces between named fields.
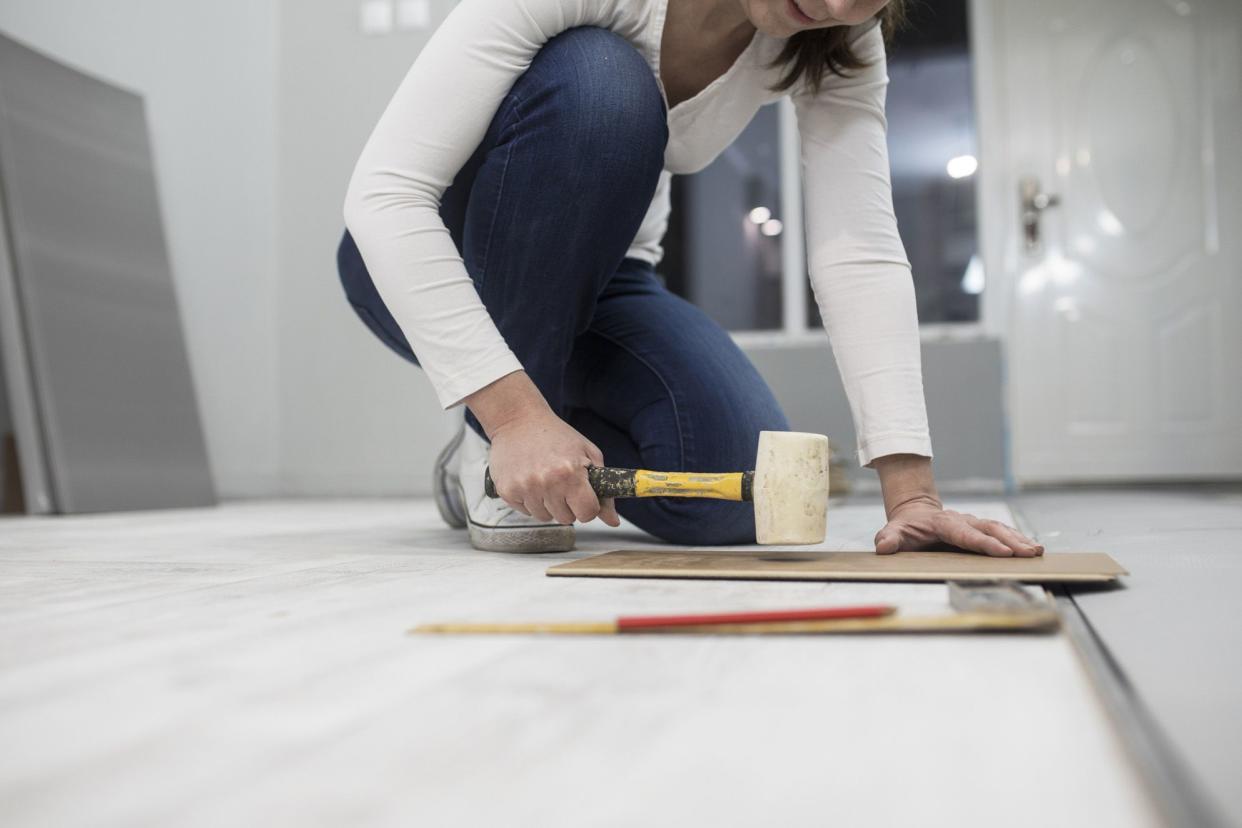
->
xmin=338 ymin=0 xmax=1043 ymax=557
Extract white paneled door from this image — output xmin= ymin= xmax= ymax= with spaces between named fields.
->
xmin=976 ymin=0 xmax=1242 ymax=483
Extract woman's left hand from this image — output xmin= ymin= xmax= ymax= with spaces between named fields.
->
xmin=874 ymin=496 xmax=1045 ymax=557
xmin=870 ymin=454 xmax=1044 ymax=557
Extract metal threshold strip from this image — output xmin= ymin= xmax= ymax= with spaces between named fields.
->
xmin=1050 ymin=588 xmax=1225 ymax=827
xmin=1007 ymin=501 xmax=1227 ymax=827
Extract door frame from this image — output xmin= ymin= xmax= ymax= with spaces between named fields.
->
xmin=967 ymin=0 xmax=1017 ymax=487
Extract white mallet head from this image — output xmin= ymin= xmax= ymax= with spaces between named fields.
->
xmin=752 ymin=431 xmax=830 ymax=545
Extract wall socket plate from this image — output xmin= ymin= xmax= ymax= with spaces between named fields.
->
xmin=360 ymin=0 xmax=432 ymax=35
xmin=359 ymin=0 xmax=395 ymax=35
xmin=396 ymin=0 xmax=432 ymax=30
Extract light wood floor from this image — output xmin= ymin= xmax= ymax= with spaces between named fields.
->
xmin=1 ymin=498 xmax=1157 ymax=827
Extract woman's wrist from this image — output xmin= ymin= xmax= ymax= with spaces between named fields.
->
xmin=464 ymin=371 xmax=552 ymax=439
xmin=871 ymin=453 xmax=942 ymax=519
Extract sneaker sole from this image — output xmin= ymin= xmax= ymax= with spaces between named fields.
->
xmin=432 ymin=425 xmax=468 ymax=529
xmin=459 ymin=483 xmax=576 ymax=553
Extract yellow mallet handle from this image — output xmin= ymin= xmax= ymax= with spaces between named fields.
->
xmin=484 ymin=466 xmax=753 ymax=501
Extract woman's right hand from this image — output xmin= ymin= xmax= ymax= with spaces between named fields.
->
xmin=487 ymin=410 xmax=620 ymax=526
xmin=466 ymin=371 xmax=620 ymax=527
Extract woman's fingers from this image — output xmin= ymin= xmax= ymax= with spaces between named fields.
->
xmin=542 ymin=491 xmax=578 ymax=525
xmin=967 ymin=516 xmax=1044 ymax=557
xmin=934 ymin=512 xmax=1014 ymax=557
xmin=874 ymin=525 xmax=904 ymax=555
xmin=518 ymin=472 xmax=609 ymax=527
xmin=598 ymin=497 xmax=622 ymax=527
xmin=564 ymin=471 xmax=602 ymax=524
xmin=544 ymin=479 xmax=616 ymax=527
xmin=503 ymin=497 xmax=531 ymax=517
xmin=580 ymin=441 xmax=622 ymax=526
xmin=523 ymin=499 xmax=556 ymax=523
xmin=520 ymin=456 xmax=600 ymax=526
xmin=875 ymin=506 xmax=1047 ymax=558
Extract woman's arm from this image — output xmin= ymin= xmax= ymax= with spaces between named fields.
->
xmin=344 ymin=0 xmax=642 ymax=525
xmin=791 ymin=22 xmax=931 ymax=468
xmin=793 ymin=22 xmax=1040 ymax=556
xmin=343 ymin=0 xmax=637 ymax=408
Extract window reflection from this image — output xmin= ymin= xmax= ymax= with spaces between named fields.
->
xmin=665 ymin=104 xmax=783 ymax=331
xmin=883 ymin=0 xmax=981 ymax=324
xmin=667 ymin=1 xmax=981 ymax=331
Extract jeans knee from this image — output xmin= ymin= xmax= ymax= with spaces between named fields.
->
xmin=337 ymin=230 xmax=419 ymax=364
xmin=337 ymin=230 xmax=369 ymax=305
xmin=519 ymin=27 xmax=667 ymax=174
xmin=621 ymin=498 xmax=757 ymax=546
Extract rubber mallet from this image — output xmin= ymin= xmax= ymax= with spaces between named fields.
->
xmin=484 ymin=430 xmax=830 ymax=544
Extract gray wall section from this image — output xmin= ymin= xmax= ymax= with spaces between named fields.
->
xmin=743 ymin=338 xmax=1006 ymax=490
xmin=274 ymin=0 xmax=457 ymax=495
xmin=0 ymin=0 xmax=280 ymax=498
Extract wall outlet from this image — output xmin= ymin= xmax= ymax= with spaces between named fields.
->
xmin=359 ymin=0 xmax=394 ymax=35
xmin=396 ymin=0 xmax=432 ymax=30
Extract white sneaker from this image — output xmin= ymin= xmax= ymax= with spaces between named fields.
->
xmin=432 ymin=420 xmax=468 ymax=529
xmin=454 ymin=424 xmax=576 ymax=553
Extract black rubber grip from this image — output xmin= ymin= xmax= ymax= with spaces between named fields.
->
xmin=588 ymin=467 xmax=639 ymax=498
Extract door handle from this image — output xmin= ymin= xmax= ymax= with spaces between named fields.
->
xmin=1020 ymin=176 xmax=1061 ymax=252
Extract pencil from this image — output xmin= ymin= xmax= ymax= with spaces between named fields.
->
xmin=412 ymin=604 xmax=896 ymax=635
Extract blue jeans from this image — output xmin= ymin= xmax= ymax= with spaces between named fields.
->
xmin=337 ymin=27 xmax=789 ymax=544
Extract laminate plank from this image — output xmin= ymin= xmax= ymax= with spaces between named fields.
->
xmin=547 ymin=549 xmax=1125 ymax=583
xmin=0 ymin=498 xmax=1155 ymax=827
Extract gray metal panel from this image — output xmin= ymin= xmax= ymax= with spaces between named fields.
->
xmin=0 ymin=32 xmax=214 ymax=512
xmin=0 ymin=150 xmax=54 ymax=513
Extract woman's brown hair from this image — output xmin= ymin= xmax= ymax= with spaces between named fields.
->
xmin=769 ymin=1 xmax=908 ymax=94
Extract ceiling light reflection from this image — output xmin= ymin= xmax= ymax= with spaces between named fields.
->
xmin=946 ymin=155 xmax=978 ymax=179
xmin=760 ymin=219 xmax=784 ymax=237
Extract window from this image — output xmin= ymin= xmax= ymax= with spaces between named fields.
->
xmin=885 ymin=0 xmax=981 ymax=324
xmin=663 ymin=103 xmax=785 ymax=332
xmin=666 ymin=1 xmax=981 ymax=332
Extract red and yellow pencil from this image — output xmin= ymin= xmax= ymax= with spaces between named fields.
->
xmin=411 ymin=604 xmax=896 ymax=635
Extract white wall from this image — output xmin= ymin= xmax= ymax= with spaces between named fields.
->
xmin=0 ymin=0 xmax=282 ymax=497
xmin=274 ymin=0 xmax=456 ymax=495
xmin=743 ymin=337 xmax=1006 ymax=492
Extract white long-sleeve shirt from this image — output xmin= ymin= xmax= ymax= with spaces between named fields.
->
xmin=344 ymin=0 xmax=932 ymax=466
